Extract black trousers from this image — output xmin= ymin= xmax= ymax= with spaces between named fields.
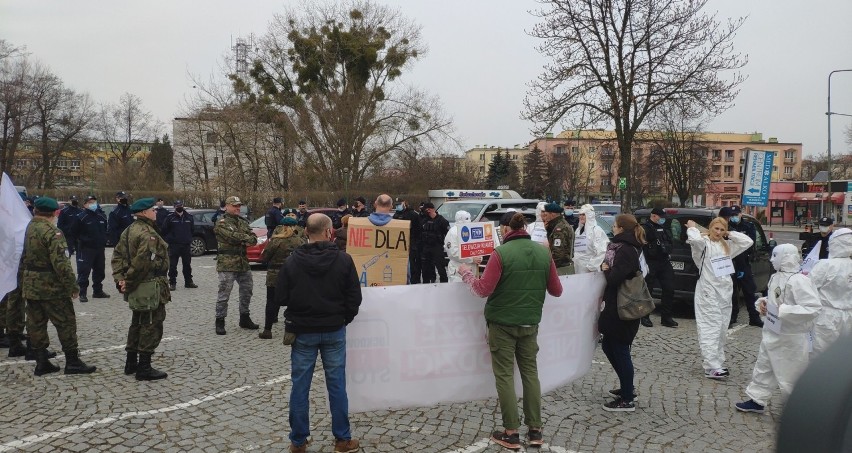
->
xmin=168 ymin=244 xmax=193 ymax=285
xmin=421 ymin=244 xmax=448 ymax=283
xmin=76 ymin=246 xmax=105 ymax=295
xmin=645 ymin=259 xmax=674 ymax=317
xmin=264 ymin=286 xmax=282 ymax=330
xmin=409 ymin=243 xmax=423 ymax=284
xmin=731 ymin=266 xmax=760 ymax=323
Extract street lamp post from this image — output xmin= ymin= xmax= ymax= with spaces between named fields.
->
xmin=827 ymin=69 xmax=852 ymax=221
xmin=89 ymin=160 xmax=95 ymax=195
xmin=342 ymin=167 xmax=350 ymax=208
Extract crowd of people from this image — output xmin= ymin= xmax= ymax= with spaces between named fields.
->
xmin=4 ymin=190 xmax=852 ymax=452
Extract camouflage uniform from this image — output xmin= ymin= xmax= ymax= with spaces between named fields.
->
xmin=546 ymin=215 xmax=575 ymax=275
xmin=21 ymin=217 xmax=80 ymax=352
xmin=3 ymin=287 xmax=26 ymax=337
xmin=112 ymin=217 xmax=170 ymax=354
xmin=260 ymin=226 xmax=306 ymax=333
xmin=213 ymin=212 xmax=258 ymax=319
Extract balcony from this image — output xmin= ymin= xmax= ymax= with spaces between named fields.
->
xmin=784 ymin=157 xmax=797 ymax=163
xmin=724 ymin=156 xmax=735 ymax=162
xmin=711 ymin=156 xmax=721 ymax=161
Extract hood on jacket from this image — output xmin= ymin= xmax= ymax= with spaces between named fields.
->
xmin=534 ymin=202 xmax=547 ymax=222
xmin=828 ymin=227 xmax=852 ymax=259
xmin=368 ymin=212 xmax=393 ymax=226
xmin=289 ymin=242 xmax=341 ymax=276
xmin=455 ymin=210 xmax=471 ymax=224
xmin=578 ymin=204 xmax=597 ymax=226
xmin=611 ymin=230 xmax=641 ymax=248
xmin=770 ymin=243 xmax=801 ymax=272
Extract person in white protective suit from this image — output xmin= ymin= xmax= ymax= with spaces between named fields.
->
xmin=686 ymin=217 xmax=753 ymax=379
xmin=526 ymin=202 xmax=549 ymax=245
xmin=808 ymin=227 xmax=852 ymax=358
xmin=734 ymin=244 xmax=821 ymax=414
xmin=444 ymin=210 xmax=483 ymax=282
xmin=573 ymin=204 xmax=609 ymax=273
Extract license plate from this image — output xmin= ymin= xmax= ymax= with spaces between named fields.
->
xmin=671 ymin=261 xmax=685 ymax=270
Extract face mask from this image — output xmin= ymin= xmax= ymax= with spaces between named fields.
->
xmin=819 ymin=226 xmax=830 ymax=234
xmin=396 ymin=204 xmax=404 ymax=212
xmin=175 ymin=207 xmax=184 ymax=213
xmin=119 ymin=198 xmax=128 ymax=205
xmin=657 ymin=218 xmax=666 ymax=225
xmin=87 ymin=203 xmax=98 ymax=211
xmin=730 ymin=216 xmax=740 ymax=223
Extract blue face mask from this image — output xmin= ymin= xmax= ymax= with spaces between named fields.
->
xmin=657 ymin=218 xmax=666 ymax=225
xmin=87 ymin=203 xmax=98 ymax=211
xmin=730 ymin=216 xmax=740 ymax=223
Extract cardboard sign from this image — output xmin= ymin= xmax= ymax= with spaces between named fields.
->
xmin=765 ymin=301 xmax=781 ymax=334
xmin=710 ymin=255 xmax=735 ymax=277
xmin=347 ymin=218 xmax=411 ymax=287
xmin=574 ymin=235 xmax=588 ymax=253
xmin=458 ymin=222 xmax=496 ymax=259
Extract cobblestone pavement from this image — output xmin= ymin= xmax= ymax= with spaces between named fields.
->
xmin=0 ymin=251 xmax=780 ymax=452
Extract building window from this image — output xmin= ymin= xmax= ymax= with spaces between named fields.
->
xmin=784 ymin=166 xmax=793 ymax=176
xmin=70 ymin=160 xmax=80 ymax=170
xmin=773 ymin=166 xmax=778 ymax=172
xmin=725 ymin=150 xmax=734 ymax=161
xmin=512 ymin=154 xmax=518 ymax=160
xmin=213 ymin=156 xmax=218 ymax=167
xmin=724 ymin=166 xmax=733 ymax=177
xmin=479 ymin=166 xmax=484 ymax=173
xmin=555 ymin=146 xmax=565 ymax=155
xmin=588 ymin=162 xmax=595 ymax=171
xmin=206 ymin=132 xmax=217 ymax=144
xmin=588 ymin=146 xmax=596 ymax=155
xmin=479 ymin=153 xmax=485 ymax=161
xmin=712 ymin=149 xmax=721 ymax=161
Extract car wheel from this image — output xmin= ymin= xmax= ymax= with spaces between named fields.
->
xmin=190 ymin=237 xmax=207 ymax=257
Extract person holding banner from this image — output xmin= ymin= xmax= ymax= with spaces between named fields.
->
xmin=573 ymin=204 xmax=609 ymax=274
xmin=808 ymin=228 xmax=852 ymax=358
xmin=458 ymin=212 xmax=562 ymax=450
xmin=735 ymin=244 xmax=821 ymax=414
xmin=801 ymin=217 xmax=835 ymax=260
xmin=686 ymin=218 xmax=753 ymax=380
xmin=445 ymin=210 xmax=483 ymax=282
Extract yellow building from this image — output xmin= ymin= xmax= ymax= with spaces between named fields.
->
xmin=463 ymin=145 xmax=530 ymax=182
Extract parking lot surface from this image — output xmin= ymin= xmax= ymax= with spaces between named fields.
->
xmin=0 ymin=251 xmax=780 ymax=452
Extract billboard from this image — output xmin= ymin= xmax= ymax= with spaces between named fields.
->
xmin=741 ymin=150 xmax=775 ymax=207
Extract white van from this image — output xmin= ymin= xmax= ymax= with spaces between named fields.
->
xmin=437 ymin=198 xmax=540 ymax=225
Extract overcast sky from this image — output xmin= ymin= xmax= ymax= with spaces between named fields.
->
xmin=2 ymin=0 xmax=851 ymax=157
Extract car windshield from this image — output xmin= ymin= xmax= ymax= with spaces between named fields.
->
xmin=596 ymin=215 xmax=614 ymax=237
xmin=249 ymin=216 xmax=266 ymax=228
xmin=437 ymin=202 xmax=487 ymax=222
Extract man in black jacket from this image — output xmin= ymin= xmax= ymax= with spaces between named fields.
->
xmin=161 ymin=200 xmax=197 ymax=291
xmin=107 ymin=191 xmax=133 ymax=246
xmin=393 ymin=198 xmax=423 ymax=284
xmin=72 ymin=196 xmax=110 ymax=302
xmin=276 ymin=213 xmax=361 ymax=453
xmin=57 ymin=195 xmax=82 ymax=255
xmin=640 ymin=208 xmax=678 ymax=328
xmin=719 ymin=205 xmax=763 ymax=328
xmin=154 ymin=198 xmax=170 ymax=230
xmin=264 ymin=197 xmax=285 ymax=239
xmin=420 ymin=202 xmax=450 ymax=283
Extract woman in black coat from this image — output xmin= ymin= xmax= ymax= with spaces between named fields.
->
xmin=599 ymin=214 xmax=646 ymax=412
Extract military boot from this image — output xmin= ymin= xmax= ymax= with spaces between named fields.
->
xmin=124 ymin=351 xmax=138 ymax=375
xmin=239 ymin=313 xmax=259 ymax=330
xmin=33 ymin=349 xmax=61 ymax=376
xmin=64 ymin=350 xmax=96 ymax=375
xmin=7 ymin=334 xmax=26 ymax=358
xmin=215 ymin=318 xmax=226 ymax=335
xmin=24 ymin=337 xmax=56 ymax=361
xmin=0 ymin=329 xmax=9 ymax=348
xmin=135 ymin=353 xmax=167 ymax=381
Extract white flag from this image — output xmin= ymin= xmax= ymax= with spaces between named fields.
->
xmin=800 ymin=240 xmax=821 ymax=275
xmin=0 ymin=173 xmax=31 ymax=298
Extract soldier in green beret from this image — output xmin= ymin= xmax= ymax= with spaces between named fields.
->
xmin=542 ymin=202 xmax=575 ymax=275
xmin=213 ymin=196 xmax=259 ymax=335
xmin=22 ymin=197 xmax=97 ymax=376
xmin=112 ymin=197 xmax=170 ymax=381
xmin=258 ymin=210 xmax=306 ymax=339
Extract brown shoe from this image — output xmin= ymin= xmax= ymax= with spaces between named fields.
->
xmin=334 ymin=438 xmax=360 ymax=452
xmin=258 ymin=329 xmax=272 ymax=339
xmin=289 ymin=443 xmax=307 ymax=453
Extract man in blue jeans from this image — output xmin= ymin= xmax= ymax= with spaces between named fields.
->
xmin=276 ymin=213 xmax=362 ymax=453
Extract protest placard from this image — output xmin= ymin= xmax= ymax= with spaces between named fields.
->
xmin=347 ymin=217 xmax=411 ymax=287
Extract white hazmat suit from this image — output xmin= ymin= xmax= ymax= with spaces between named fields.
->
xmin=743 ymin=244 xmax=821 ymax=407
xmin=444 ymin=210 xmax=477 ymax=282
xmin=808 ymin=228 xmax=852 ymax=357
xmin=687 ymin=226 xmax=753 ymax=373
xmin=526 ymin=202 xmax=548 ymax=245
xmin=573 ymin=204 xmax=609 ymax=273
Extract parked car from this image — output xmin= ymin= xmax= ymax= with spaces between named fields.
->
xmin=246 ymin=208 xmax=338 ymax=263
xmin=633 ymin=207 xmax=776 ymax=304
xmin=186 ymin=208 xmax=219 ymax=256
xmin=437 ymin=198 xmax=540 ymax=226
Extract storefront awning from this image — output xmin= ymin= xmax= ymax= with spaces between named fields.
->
xmin=791 ymin=192 xmax=845 ymax=203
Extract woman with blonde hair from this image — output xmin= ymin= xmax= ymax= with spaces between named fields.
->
xmin=599 ymin=214 xmax=646 ymax=411
xmin=259 ymin=209 xmax=306 ymax=339
xmin=686 ymin=216 xmax=753 ymax=379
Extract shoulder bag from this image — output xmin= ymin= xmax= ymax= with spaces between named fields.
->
xmin=616 ymin=247 xmax=655 ymax=320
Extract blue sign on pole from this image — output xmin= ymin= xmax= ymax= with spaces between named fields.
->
xmin=741 ymin=150 xmax=774 ymax=207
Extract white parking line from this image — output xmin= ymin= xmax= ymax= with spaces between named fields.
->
xmin=444 ymin=438 xmax=491 ymax=452
xmin=0 ymin=337 xmax=180 ymax=367
xmin=0 ymin=373 xmax=291 ymax=452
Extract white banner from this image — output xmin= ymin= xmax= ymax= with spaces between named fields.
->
xmin=800 ymin=240 xmax=820 ymax=275
xmin=0 ymin=173 xmax=31 ymax=299
xmin=345 ymin=272 xmax=606 ymax=413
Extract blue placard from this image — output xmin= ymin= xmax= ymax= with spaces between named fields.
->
xmin=741 ymin=150 xmax=774 ymax=207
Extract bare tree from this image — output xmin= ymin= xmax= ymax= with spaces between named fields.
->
xmin=234 ymin=1 xmax=455 ymax=191
xmin=0 ymin=49 xmax=39 ymax=180
xmin=524 ymin=0 xmax=747 ymax=207
xmin=96 ymin=92 xmax=159 ymax=167
xmin=646 ymin=102 xmax=710 ymax=206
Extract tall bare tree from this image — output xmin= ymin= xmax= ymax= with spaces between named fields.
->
xmin=0 ymin=47 xmax=39 ymax=181
xmin=524 ymin=0 xmax=747 ymax=207
xmin=233 ymin=1 xmax=454 ymax=191
xmin=96 ymin=92 xmax=159 ymax=167
xmin=646 ymin=103 xmax=710 ymax=207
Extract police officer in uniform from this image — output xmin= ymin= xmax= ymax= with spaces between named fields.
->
xmin=641 ymin=208 xmax=679 ymax=328
xmin=563 ymin=200 xmax=579 ymax=230
xmin=719 ymin=206 xmax=763 ymax=328
xmin=264 ymin=197 xmax=284 ymax=239
xmin=542 ymin=202 xmax=575 ymax=275
xmin=394 ymin=199 xmax=423 ymax=284
xmin=154 ymin=198 xmax=170 ymax=230
xmin=802 ymin=217 xmax=834 ymax=260
xmin=420 ymin=202 xmax=450 ymax=283
xmin=22 ymin=197 xmax=97 ymax=376
xmin=213 ymin=196 xmax=259 ymax=335
xmin=107 ymin=191 xmax=133 ymax=245
xmin=112 ymin=198 xmax=170 ymax=381
xmin=331 ymin=199 xmax=350 ymax=229
xmin=295 ymin=200 xmax=310 ymax=228
xmin=161 ymin=200 xmax=197 ymax=291
xmin=73 ymin=195 xmax=110 ymax=303
xmin=57 ymin=195 xmax=82 ymax=255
